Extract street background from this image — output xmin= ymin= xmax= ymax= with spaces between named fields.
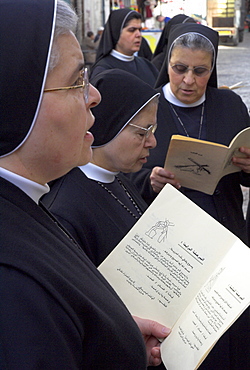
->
xmin=216 ymin=29 xmax=250 ymax=216
xmin=217 ymin=30 xmax=250 ymax=112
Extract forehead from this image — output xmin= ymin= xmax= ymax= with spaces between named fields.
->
xmin=46 ymin=33 xmax=84 ymax=86
xmin=123 ymin=18 xmax=141 ymax=29
xmin=170 ymin=46 xmax=212 ymax=65
xmin=57 ymin=32 xmax=83 ymax=64
xmin=129 ymin=102 xmax=158 ymax=125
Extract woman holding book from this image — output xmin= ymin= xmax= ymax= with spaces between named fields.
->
xmin=128 ymin=22 xmax=250 ymax=370
xmin=129 ymin=22 xmax=250 ymax=245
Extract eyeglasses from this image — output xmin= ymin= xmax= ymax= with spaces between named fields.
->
xmin=170 ymin=63 xmax=211 ymax=77
xmin=128 ymin=123 xmax=157 ymax=138
xmin=44 ymin=67 xmax=89 ymax=103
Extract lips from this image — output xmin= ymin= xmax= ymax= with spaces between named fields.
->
xmin=84 ymin=131 xmax=94 ymax=145
xmin=181 ymin=89 xmax=194 ymax=94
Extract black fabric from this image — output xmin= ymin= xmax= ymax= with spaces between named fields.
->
xmin=0 ymin=177 xmax=147 ymax=368
xmin=94 ymin=8 xmax=140 ymax=64
xmin=90 ymin=69 xmax=159 ymax=147
xmin=0 ymin=0 xmax=55 ymax=157
xmin=90 ymin=54 xmax=158 ymax=87
xmin=155 ymin=23 xmax=219 ymax=89
xmin=128 ymin=86 xmax=250 ymax=244
xmin=42 ymin=168 xmax=148 ymax=267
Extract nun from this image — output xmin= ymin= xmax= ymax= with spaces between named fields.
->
xmin=42 ymin=69 xmax=159 ymax=267
xmin=90 ymin=8 xmax=158 ymax=86
xmin=0 ymin=1 xmax=169 ymax=368
xmin=131 ymin=22 xmax=250 ymax=242
xmin=129 ymin=22 xmax=250 ymax=370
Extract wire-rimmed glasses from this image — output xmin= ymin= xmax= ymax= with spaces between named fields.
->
xmin=128 ymin=123 xmax=157 ymax=138
xmin=44 ymin=67 xmax=89 ymax=103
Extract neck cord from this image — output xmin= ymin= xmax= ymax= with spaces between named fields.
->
xmin=39 ymin=201 xmax=82 ymax=251
xmin=169 ymin=102 xmax=205 ymax=139
xmin=97 ymin=176 xmax=142 ymax=220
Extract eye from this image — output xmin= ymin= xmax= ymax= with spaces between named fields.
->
xmin=194 ymin=67 xmax=209 ymax=76
xmin=73 ymin=76 xmax=82 ymax=86
xmin=72 ymin=71 xmax=84 ymax=86
xmin=137 ymin=132 xmax=146 ymax=138
xmin=175 ymin=64 xmax=188 ymax=73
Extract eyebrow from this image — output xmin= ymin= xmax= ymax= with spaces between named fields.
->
xmin=127 ymin=26 xmax=142 ymax=31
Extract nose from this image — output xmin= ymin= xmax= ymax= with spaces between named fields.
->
xmin=183 ymin=70 xmax=195 ymax=85
xmin=89 ymin=83 xmax=101 ymax=108
xmin=144 ymin=132 xmax=157 ymax=149
xmin=135 ymin=29 xmax=141 ymax=37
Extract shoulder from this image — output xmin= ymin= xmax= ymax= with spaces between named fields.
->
xmin=43 ymin=168 xmax=86 ymax=207
xmin=206 ymin=86 xmax=249 ymax=120
xmin=206 ymin=86 xmax=245 ymax=104
xmin=135 ymin=56 xmax=158 ymax=72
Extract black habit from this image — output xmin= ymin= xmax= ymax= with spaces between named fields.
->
xmin=0 ymin=177 xmax=147 ymax=368
xmin=42 ymin=168 xmax=148 ymax=266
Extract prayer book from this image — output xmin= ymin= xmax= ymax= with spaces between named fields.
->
xmin=98 ymin=184 xmax=250 ymax=370
xmin=164 ymin=126 xmax=250 ymax=194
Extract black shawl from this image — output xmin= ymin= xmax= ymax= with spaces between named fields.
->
xmin=90 ymin=69 xmax=159 ymax=147
xmin=0 ymin=0 xmax=55 ymax=157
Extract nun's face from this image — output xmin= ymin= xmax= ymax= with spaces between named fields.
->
xmin=116 ymin=18 xmax=142 ymax=56
xmin=18 ymin=32 xmax=100 ymax=184
xmin=168 ymin=46 xmax=212 ymax=104
xmin=92 ymin=102 xmax=157 ymax=173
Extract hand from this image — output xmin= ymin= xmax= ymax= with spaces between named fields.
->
xmin=133 ymin=316 xmax=171 ymax=367
xmin=150 ymin=166 xmax=181 ymax=193
xmin=232 ymin=147 xmax=250 ymax=173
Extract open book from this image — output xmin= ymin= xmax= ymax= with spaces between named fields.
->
xmin=98 ymin=184 xmax=250 ymax=370
xmin=164 ymin=127 xmax=250 ymax=195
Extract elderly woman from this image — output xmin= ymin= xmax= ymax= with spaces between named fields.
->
xmin=131 ymin=22 xmax=250 ymax=243
xmin=42 ymin=69 xmax=159 ymax=267
xmin=90 ymin=8 xmax=158 ymax=86
xmin=128 ymin=22 xmax=250 ymax=369
xmin=0 ymin=1 xmax=169 ymax=368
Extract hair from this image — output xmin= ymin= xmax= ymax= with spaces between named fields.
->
xmin=169 ymin=32 xmax=215 ymax=69
xmin=171 ymin=32 xmax=214 ymax=57
xmin=48 ymin=0 xmax=78 ymax=71
xmin=87 ymin=31 xmax=94 ymax=37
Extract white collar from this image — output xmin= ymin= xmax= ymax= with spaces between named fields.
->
xmin=163 ymin=83 xmax=206 ymax=107
xmin=79 ymin=162 xmax=119 ymax=183
xmin=0 ymin=167 xmax=49 ymax=204
xmin=111 ymin=49 xmax=134 ymax=62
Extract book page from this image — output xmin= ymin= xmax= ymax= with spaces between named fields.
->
xmin=98 ymin=185 xmax=244 ymax=327
xmin=161 ymin=240 xmax=250 ymax=370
